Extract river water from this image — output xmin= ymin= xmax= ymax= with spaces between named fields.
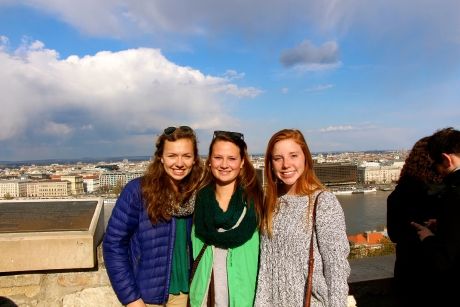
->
xmin=107 ymin=191 xmax=391 ymax=236
xmin=336 ymin=191 xmax=391 ymax=235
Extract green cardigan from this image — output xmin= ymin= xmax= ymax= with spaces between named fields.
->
xmin=189 ymin=226 xmax=259 ymax=307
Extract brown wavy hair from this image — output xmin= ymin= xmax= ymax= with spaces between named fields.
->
xmin=399 ymin=136 xmax=442 ymax=185
xmin=261 ymin=129 xmax=324 ymax=237
xmin=200 ymin=132 xmax=264 ymax=226
xmin=141 ymin=127 xmax=203 ymax=223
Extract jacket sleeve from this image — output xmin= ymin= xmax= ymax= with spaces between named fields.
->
xmin=103 ymin=180 xmax=142 ymax=305
xmin=316 ymin=192 xmax=351 ymax=307
xmin=386 ymin=187 xmax=406 ymax=243
xmin=421 ymin=187 xmax=460 ymax=275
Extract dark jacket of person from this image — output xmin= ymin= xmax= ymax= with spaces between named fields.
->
xmin=387 ymin=179 xmax=442 ymax=305
xmin=103 ymin=178 xmax=193 ymax=305
xmin=420 ymin=169 xmax=460 ymax=305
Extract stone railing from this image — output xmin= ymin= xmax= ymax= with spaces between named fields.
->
xmin=1 ymin=200 xmax=396 ymax=306
xmin=0 ymin=245 xmax=120 ymax=307
xmin=348 ymin=254 xmax=396 ymax=306
xmin=0 ymin=245 xmax=396 ymax=307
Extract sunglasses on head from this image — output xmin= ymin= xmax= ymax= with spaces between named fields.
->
xmin=213 ymin=130 xmax=244 ymax=141
xmin=163 ymin=126 xmax=193 ymax=136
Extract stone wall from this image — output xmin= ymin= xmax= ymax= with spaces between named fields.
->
xmin=0 ymin=201 xmax=394 ymax=306
xmin=0 ymin=243 xmax=394 ymax=307
xmin=0 ymin=245 xmax=121 ymax=307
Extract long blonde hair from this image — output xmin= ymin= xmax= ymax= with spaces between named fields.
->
xmin=261 ymin=129 xmax=324 ymax=236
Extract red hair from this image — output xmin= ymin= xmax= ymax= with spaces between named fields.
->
xmin=262 ymin=129 xmax=324 ymax=236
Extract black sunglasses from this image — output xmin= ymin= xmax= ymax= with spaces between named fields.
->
xmin=213 ymin=130 xmax=244 ymax=141
xmin=163 ymin=126 xmax=193 ymax=136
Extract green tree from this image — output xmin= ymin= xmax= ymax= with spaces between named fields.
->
xmin=377 ymin=237 xmax=396 ymax=255
xmin=97 ymin=185 xmax=110 ymax=195
xmin=3 ymin=192 xmax=14 ymax=200
xmin=112 ymin=179 xmax=125 ymax=196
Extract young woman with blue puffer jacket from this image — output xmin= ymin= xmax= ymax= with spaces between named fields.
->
xmin=103 ymin=126 xmax=202 ymax=307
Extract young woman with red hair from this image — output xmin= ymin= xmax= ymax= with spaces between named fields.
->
xmin=255 ymin=129 xmax=350 ymax=307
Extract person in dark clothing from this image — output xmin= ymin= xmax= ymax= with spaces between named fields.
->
xmin=412 ymin=127 xmax=460 ymax=307
xmin=387 ymin=136 xmax=443 ymax=307
xmin=0 ymin=297 xmax=18 ymax=307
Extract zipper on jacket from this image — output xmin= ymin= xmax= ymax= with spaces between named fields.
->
xmin=164 ymin=218 xmax=176 ymax=303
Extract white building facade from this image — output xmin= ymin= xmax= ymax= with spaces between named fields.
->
xmin=357 ymin=162 xmax=403 ymax=184
xmin=0 ymin=180 xmax=28 ymax=198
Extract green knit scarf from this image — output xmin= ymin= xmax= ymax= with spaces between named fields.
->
xmin=194 ymin=184 xmax=257 ymax=249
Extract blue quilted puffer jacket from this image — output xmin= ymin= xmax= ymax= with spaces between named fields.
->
xmin=103 ymin=178 xmax=193 ymax=305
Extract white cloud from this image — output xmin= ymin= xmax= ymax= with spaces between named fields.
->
xmin=0 ymin=39 xmax=261 ymax=144
xmin=216 ymin=84 xmax=263 ymax=98
xmin=305 ymin=84 xmax=334 ymax=92
xmin=223 ymin=69 xmax=245 ymax=80
xmin=0 ymin=35 xmax=8 ymax=46
xmin=319 ymin=125 xmax=355 ymax=133
xmin=9 ymin=0 xmax=458 ymax=57
xmin=281 ymin=87 xmax=289 ymax=94
xmin=42 ymin=121 xmax=73 ymax=136
xmin=280 ymin=40 xmax=340 ymax=70
xmin=80 ymin=124 xmax=94 ymax=130
xmin=10 ymin=0 xmax=314 ymax=38
xmin=29 ymin=40 xmax=45 ymax=50
xmin=0 ymin=36 xmax=10 ymax=54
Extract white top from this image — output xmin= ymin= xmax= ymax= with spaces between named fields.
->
xmin=212 ymin=207 xmax=247 ymax=306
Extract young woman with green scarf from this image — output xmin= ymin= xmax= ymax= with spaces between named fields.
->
xmin=189 ymin=131 xmax=263 ymax=307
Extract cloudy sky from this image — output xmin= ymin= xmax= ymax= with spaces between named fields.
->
xmin=1 ymin=0 xmax=459 ymax=161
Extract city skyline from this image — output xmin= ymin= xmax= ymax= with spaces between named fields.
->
xmin=1 ymin=1 xmax=459 ymax=160
xmin=0 ymin=149 xmax=405 ymax=166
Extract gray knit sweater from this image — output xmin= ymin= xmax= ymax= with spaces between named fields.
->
xmin=255 ymin=191 xmax=350 ymax=307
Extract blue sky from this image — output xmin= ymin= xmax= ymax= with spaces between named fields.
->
xmin=0 ymin=0 xmax=459 ymax=161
